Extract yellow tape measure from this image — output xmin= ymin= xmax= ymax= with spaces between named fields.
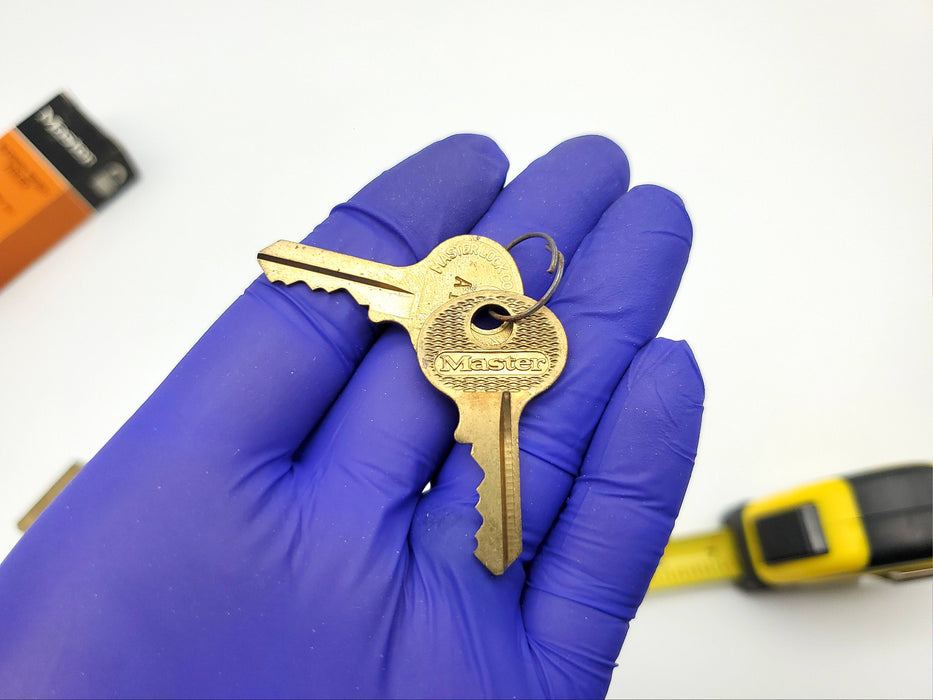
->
xmin=650 ymin=464 xmax=933 ymax=591
xmin=651 ymin=530 xmax=741 ymax=590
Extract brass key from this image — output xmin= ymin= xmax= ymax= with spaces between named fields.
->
xmin=417 ymin=291 xmax=568 ymax=574
xmin=258 ymin=235 xmax=523 ymax=344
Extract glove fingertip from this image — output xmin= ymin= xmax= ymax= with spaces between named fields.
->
xmin=438 ymin=132 xmax=510 ymax=176
xmin=627 ymin=338 xmax=705 ymax=407
xmin=553 ymin=134 xmax=631 ymax=192
xmin=620 ymin=184 xmax=693 ymax=246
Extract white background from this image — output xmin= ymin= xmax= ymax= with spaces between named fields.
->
xmin=1 ymin=2 xmax=931 ymax=697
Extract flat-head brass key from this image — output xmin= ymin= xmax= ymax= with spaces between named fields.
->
xmin=258 ymin=236 xmax=523 ymax=345
xmin=417 ymin=291 xmax=568 ymax=575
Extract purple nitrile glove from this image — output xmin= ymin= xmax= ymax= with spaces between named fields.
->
xmin=0 ymin=134 xmax=703 ymax=699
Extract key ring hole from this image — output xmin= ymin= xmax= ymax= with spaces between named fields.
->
xmin=469 ymin=303 xmax=515 ymax=346
xmin=471 ymin=304 xmax=510 ymax=331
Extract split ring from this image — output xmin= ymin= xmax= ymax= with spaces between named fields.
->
xmin=489 ymin=232 xmax=564 ymax=323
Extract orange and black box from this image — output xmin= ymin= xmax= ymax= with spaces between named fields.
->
xmin=0 ymin=93 xmax=136 ymax=289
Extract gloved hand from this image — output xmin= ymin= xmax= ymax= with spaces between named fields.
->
xmin=0 ymin=134 xmax=703 ymax=699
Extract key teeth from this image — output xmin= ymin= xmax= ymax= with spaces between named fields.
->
xmin=473 ymin=498 xmax=521 ymax=576
xmin=258 ymin=260 xmax=376 ymax=311
xmin=366 ymin=307 xmax=390 ymax=325
xmin=473 ymin=446 xmax=521 ymax=576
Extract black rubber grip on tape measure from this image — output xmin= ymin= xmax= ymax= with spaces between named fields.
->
xmin=847 ymin=464 xmax=932 ymax=568
xmin=723 ymin=503 xmax=770 ymax=591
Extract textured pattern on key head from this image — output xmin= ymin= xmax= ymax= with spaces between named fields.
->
xmin=418 ymin=291 xmax=567 ymax=394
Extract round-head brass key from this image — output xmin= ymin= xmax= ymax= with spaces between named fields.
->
xmin=417 ymin=291 xmax=568 ymax=575
xmin=257 ymin=236 xmax=523 ymax=345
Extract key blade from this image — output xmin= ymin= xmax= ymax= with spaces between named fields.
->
xmin=456 ymin=392 xmax=523 ymax=575
xmin=258 ymin=241 xmax=415 ymax=322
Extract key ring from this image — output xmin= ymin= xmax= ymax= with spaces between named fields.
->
xmin=489 ymin=232 xmax=564 ymax=323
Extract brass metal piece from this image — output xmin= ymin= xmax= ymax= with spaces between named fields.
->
xmin=417 ymin=291 xmax=568 ymax=574
xmin=258 ymin=235 xmax=523 ymax=345
xmin=258 ymin=235 xmax=569 ymax=576
xmin=876 ymin=562 xmax=933 ymax=582
xmin=17 ymin=462 xmax=83 ymax=532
